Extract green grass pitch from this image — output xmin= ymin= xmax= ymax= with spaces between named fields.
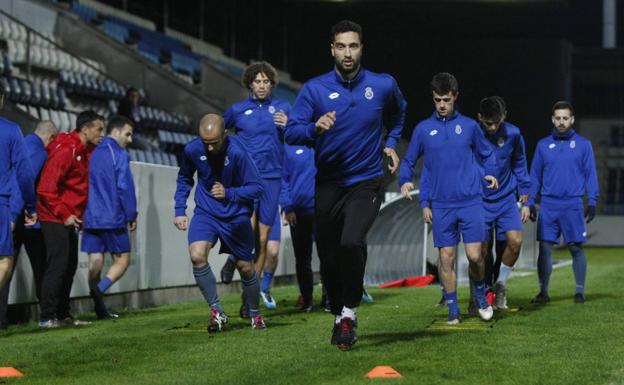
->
xmin=1 ymin=248 xmax=623 ymax=385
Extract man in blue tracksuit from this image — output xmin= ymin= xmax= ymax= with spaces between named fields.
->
xmin=528 ymin=101 xmax=599 ymax=304
xmin=174 ymin=114 xmax=266 ymax=331
xmin=0 ymin=121 xmax=58 ymax=329
xmin=399 ymin=73 xmax=498 ymax=324
xmin=280 ymin=144 xmax=317 ymax=311
xmin=82 ymin=116 xmax=137 ymax=319
xmin=221 ymin=61 xmax=291 ymax=284
xmin=476 ymin=96 xmax=531 ymax=310
xmin=0 ymin=86 xmax=37 ymax=293
xmin=285 ymin=20 xmax=406 ymax=350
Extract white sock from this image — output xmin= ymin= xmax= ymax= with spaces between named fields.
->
xmin=341 ymin=306 xmax=357 ymax=320
xmin=335 ymin=315 xmax=341 ymax=324
xmin=497 ymin=263 xmax=514 ymax=285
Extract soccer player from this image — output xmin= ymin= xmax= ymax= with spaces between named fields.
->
xmin=174 ymin=114 xmax=266 ymax=331
xmin=0 ymin=120 xmax=58 ymax=329
xmin=0 ymin=87 xmax=37 ymax=294
xmin=399 ymin=73 xmax=498 ymax=324
xmin=528 ymin=101 xmax=599 ymax=304
xmin=286 ymin=20 xmax=406 ymax=350
xmin=82 ymin=116 xmax=137 ymax=319
xmin=476 ymin=96 xmax=531 ymax=310
xmin=37 ymin=110 xmax=104 ymax=328
xmin=280 ymin=144 xmax=316 ymax=312
xmin=259 ymin=208 xmax=281 ymax=309
xmin=220 ymin=61 xmax=291 ymax=281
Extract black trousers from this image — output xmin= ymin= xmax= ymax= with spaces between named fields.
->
xmin=289 ymin=214 xmax=315 ymax=305
xmin=40 ymin=222 xmax=78 ymax=320
xmin=0 ymin=220 xmax=47 ymax=325
xmin=315 ymin=177 xmax=383 ymax=315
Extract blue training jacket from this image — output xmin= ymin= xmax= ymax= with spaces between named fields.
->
xmin=399 ymin=111 xmax=496 ymax=209
xmin=280 ymin=144 xmax=316 ymax=217
xmin=482 ymin=122 xmax=531 ymax=202
xmin=285 ymin=67 xmax=406 ymax=186
xmin=84 ymin=137 xmax=138 ymax=229
xmin=175 ymin=135 xmax=263 ymax=221
xmin=224 ymin=96 xmax=291 ymax=179
xmin=0 ymin=117 xmax=35 ymax=212
xmin=528 ymin=129 xmax=599 ymax=207
xmin=9 ymin=133 xmax=48 ymax=223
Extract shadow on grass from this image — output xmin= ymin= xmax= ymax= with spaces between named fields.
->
xmin=362 ymin=328 xmax=448 ymax=347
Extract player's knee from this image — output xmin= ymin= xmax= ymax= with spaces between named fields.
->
xmin=507 ymin=236 xmax=522 ymax=254
xmin=114 ymin=255 xmax=130 ymax=270
xmin=568 ymin=243 xmax=583 ymax=253
xmin=189 ymin=253 xmax=207 ymax=267
xmin=236 ymin=260 xmax=255 ymax=278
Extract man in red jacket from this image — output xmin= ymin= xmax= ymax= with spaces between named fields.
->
xmin=37 ymin=110 xmax=104 ymax=328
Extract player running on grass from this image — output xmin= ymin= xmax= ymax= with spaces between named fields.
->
xmin=400 ymin=72 xmax=498 ymax=325
xmin=174 ymin=114 xmax=266 ymax=332
xmin=474 ymin=96 xmax=531 ymax=310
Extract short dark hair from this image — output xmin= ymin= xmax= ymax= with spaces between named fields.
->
xmin=552 ymin=100 xmax=574 ymax=115
xmin=479 ymin=96 xmax=507 ymax=120
xmin=242 ymin=61 xmax=278 ymax=89
xmin=76 ymin=110 xmax=104 ymax=132
xmin=125 ymin=87 xmax=139 ymax=97
xmin=430 ymin=72 xmax=459 ymax=95
xmin=330 ymin=20 xmax=363 ymax=43
xmin=107 ymin=115 xmax=133 ymax=133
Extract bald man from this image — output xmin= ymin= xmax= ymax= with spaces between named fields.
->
xmin=174 ymin=114 xmax=266 ymax=331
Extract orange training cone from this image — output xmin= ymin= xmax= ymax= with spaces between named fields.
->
xmin=365 ymin=366 xmax=402 ymax=379
xmin=0 ymin=367 xmax=24 ymax=378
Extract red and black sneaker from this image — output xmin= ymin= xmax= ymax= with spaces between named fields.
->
xmin=336 ymin=317 xmax=357 ymax=351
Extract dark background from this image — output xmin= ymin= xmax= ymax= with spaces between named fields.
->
xmin=97 ymin=0 xmax=624 ymax=160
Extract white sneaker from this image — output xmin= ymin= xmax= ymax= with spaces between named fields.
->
xmin=494 ymin=283 xmax=508 ymax=310
xmin=260 ymin=290 xmax=277 ymax=309
xmin=478 ymin=305 xmax=494 ymax=321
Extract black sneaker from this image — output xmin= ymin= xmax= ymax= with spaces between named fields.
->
xmin=320 ymin=295 xmax=331 ymax=313
xmin=208 ymin=309 xmax=229 ymax=333
xmin=336 ymin=317 xmax=357 ymax=351
xmin=531 ymin=292 xmax=551 ymax=305
xmin=220 ymin=257 xmax=236 ymax=284
xmin=574 ymin=293 xmax=586 ymax=304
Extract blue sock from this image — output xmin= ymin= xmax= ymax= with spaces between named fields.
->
xmin=569 ymin=244 xmax=587 ymax=295
xmin=261 ymin=271 xmax=274 ymax=293
xmin=473 ymin=280 xmax=487 ymax=308
xmin=193 ymin=264 xmax=222 ymax=312
xmin=242 ymin=272 xmax=261 ymax=318
xmin=445 ymin=291 xmax=459 ymax=318
xmin=97 ymin=276 xmax=113 ymax=293
xmin=538 ymin=242 xmax=554 ymax=296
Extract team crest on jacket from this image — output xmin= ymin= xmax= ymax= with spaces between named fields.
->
xmin=429 ymin=130 xmax=438 ymax=136
xmin=268 ymin=105 xmax=276 ymax=114
xmin=296 ymin=149 xmax=304 ymax=155
xmin=549 ymin=143 xmax=556 ymax=149
xmin=570 ymin=140 xmax=576 ymax=149
xmin=224 ymin=156 xmax=230 ymax=166
xmin=200 ymin=155 xmax=207 ymax=161
xmin=329 ymin=92 xmax=340 ymax=99
xmin=244 ymin=109 xmax=253 ymax=115
xmin=364 ymin=87 xmax=374 ymax=100
xmin=455 ymin=125 xmax=462 ymax=134
xmin=76 ymin=155 xmax=82 ymax=161
xmin=497 ymin=137 xmax=505 ymax=147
